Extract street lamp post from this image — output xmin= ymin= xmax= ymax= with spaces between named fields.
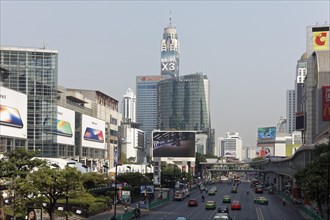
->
xmin=110 ymin=163 xmax=118 ymax=220
xmin=173 ymin=164 xmax=176 ymax=199
xmin=111 ymin=145 xmax=119 ymax=220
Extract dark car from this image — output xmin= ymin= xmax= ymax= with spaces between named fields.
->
xmin=188 ymin=199 xmax=198 ymax=207
xmin=218 ymin=206 xmax=229 ymax=213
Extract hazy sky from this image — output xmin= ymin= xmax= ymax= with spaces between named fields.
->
xmin=1 ymin=1 xmax=329 ymax=148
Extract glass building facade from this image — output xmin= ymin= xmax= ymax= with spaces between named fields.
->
xmin=136 ymin=75 xmax=169 ymax=160
xmin=0 ymin=46 xmax=58 ymax=157
xmin=157 ymin=73 xmax=211 ymax=131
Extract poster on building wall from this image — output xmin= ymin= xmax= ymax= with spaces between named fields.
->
xmin=256 ymin=146 xmax=274 ymax=158
xmin=322 ymin=86 xmax=330 ymax=121
xmin=0 ymin=86 xmax=27 ymax=139
xmin=81 ymin=114 xmax=106 ymax=149
xmin=313 ymin=26 xmax=329 ymax=51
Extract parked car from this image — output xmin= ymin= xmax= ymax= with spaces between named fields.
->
xmin=254 ymin=197 xmax=269 ymax=205
xmin=231 ymin=200 xmax=241 ymax=210
xmin=188 ymin=199 xmax=198 ymax=207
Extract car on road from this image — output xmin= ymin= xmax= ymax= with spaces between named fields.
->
xmin=217 ymin=205 xmax=229 ymax=213
xmin=176 ymin=217 xmax=187 ymax=220
xmin=208 ymin=189 xmax=216 ymax=196
xmin=231 ymin=200 xmax=241 ymax=210
xmin=231 ymin=187 xmax=237 ymax=193
xmin=205 ymin=200 xmax=216 ymax=210
xmin=255 ymin=186 xmax=263 ymax=193
xmin=188 ymin=198 xmax=198 ymax=207
xmin=211 ymin=186 xmax=218 ymax=192
xmin=222 ymin=195 xmax=231 ymax=203
xmin=254 ymin=196 xmax=269 ymax=205
xmin=213 ymin=213 xmax=232 ymax=220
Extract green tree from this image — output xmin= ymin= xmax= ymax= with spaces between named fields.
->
xmin=0 ymin=148 xmax=45 ymax=218
xmin=294 ymin=142 xmax=330 ymax=216
xmin=81 ymin=172 xmax=107 ymax=189
xmin=0 ymin=148 xmax=45 ymax=178
xmin=15 ymin=166 xmax=85 ymax=220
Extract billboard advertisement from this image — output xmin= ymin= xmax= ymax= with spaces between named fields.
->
xmin=312 ymin=26 xmax=329 ymax=51
xmin=152 ymin=131 xmax=195 ymax=157
xmin=43 ymin=106 xmax=75 ymax=145
xmin=81 ymin=114 xmax=106 ymax=149
xmin=322 ymin=86 xmax=330 ymax=121
xmin=161 ymin=50 xmax=179 ymax=77
xmin=257 ymin=127 xmax=276 ymax=141
xmin=56 ymin=106 xmax=75 ymax=145
xmin=0 ymin=86 xmax=27 ymax=139
xmin=256 ymin=146 xmax=274 ymax=158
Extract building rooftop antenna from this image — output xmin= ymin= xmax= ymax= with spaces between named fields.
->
xmin=169 ymin=11 xmax=172 ymax=27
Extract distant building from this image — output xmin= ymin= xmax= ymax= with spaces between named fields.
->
xmin=136 ymin=75 xmax=169 ymax=161
xmin=122 ymin=88 xmax=136 ymax=123
xmin=223 ymin=132 xmax=242 ymax=161
xmin=286 ymin=90 xmax=295 ymax=134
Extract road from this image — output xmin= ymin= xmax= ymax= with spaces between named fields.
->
xmin=140 ymin=181 xmax=308 ymax=220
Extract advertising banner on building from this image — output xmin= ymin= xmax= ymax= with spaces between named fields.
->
xmin=257 ymin=127 xmax=276 ymax=141
xmin=152 ymin=131 xmax=196 ymax=158
xmin=322 ymin=86 xmax=330 ymax=121
xmin=56 ymin=106 xmax=75 ymax=145
xmin=313 ymin=26 xmax=329 ymax=51
xmin=81 ymin=114 xmax=106 ymax=149
xmin=256 ymin=145 xmax=274 ymax=158
xmin=0 ymin=86 xmax=27 ymax=139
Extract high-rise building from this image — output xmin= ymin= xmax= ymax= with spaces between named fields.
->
xmin=158 ymin=73 xmax=210 ymax=131
xmin=136 ymin=75 xmax=169 ymax=161
xmin=122 ymin=88 xmax=136 ymax=122
xmin=0 ymin=46 xmax=58 ymax=156
xmin=157 ymin=73 xmax=213 ymax=153
xmin=160 ymin=15 xmax=180 ymax=77
xmin=223 ymin=132 xmax=242 ymax=161
xmin=286 ymin=90 xmax=295 ymax=134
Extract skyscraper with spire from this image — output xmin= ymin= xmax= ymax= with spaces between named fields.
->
xmin=160 ymin=12 xmax=180 ymax=77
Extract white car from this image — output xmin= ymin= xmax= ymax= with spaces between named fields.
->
xmin=213 ymin=213 xmax=232 ymax=220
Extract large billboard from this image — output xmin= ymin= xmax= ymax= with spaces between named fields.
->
xmin=0 ymin=86 xmax=27 ymax=139
xmin=256 ymin=145 xmax=274 ymax=158
xmin=257 ymin=127 xmax=276 ymax=141
xmin=313 ymin=26 xmax=329 ymax=51
xmin=81 ymin=114 xmax=106 ymax=149
xmin=56 ymin=106 xmax=75 ymax=145
xmin=43 ymin=106 xmax=75 ymax=145
xmin=152 ymin=131 xmax=195 ymax=157
xmin=161 ymin=50 xmax=179 ymax=77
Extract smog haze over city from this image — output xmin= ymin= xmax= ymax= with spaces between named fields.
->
xmin=1 ymin=1 xmax=329 ymax=147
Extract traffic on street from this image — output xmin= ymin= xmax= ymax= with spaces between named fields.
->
xmin=139 ymin=179 xmax=308 ymax=220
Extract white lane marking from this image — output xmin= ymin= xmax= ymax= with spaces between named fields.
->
xmin=256 ymin=207 xmax=264 ymax=220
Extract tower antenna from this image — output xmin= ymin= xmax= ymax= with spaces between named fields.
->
xmin=169 ymin=11 xmax=172 ymax=27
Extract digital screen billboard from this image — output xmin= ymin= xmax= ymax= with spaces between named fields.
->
xmin=152 ymin=131 xmax=196 ymax=158
xmin=0 ymin=86 xmax=27 ymax=139
xmin=257 ymin=127 xmax=276 ymax=141
xmin=81 ymin=114 xmax=106 ymax=149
